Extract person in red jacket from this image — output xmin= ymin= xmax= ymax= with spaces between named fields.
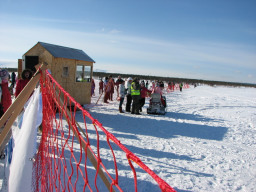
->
xmin=0 ymin=68 xmax=12 ymax=159
xmin=99 ymin=79 xmax=103 ymax=94
xmin=0 ymin=69 xmax=12 ymax=113
xmin=104 ymin=76 xmax=114 ymax=103
xmin=139 ymin=81 xmax=151 ymax=112
xmin=109 ymin=76 xmax=115 ymax=101
xmin=15 ymin=69 xmax=33 ymax=98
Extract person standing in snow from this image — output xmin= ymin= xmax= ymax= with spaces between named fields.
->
xmin=179 ymin=83 xmax=183 ymax=92
xmin=11 ymin=72 xmax=16 ymax=88
xmin=139 ymin=81 xmax=151 ymax=112
xmin=152 ymin=81 xmax=156 ymax=90
xmin=0 ymin=68 xmax=12 ymax=159
xmin=109 ymin=76 xmax=115 ymax=101
xmin=125 ymin=77 xmax=133 ymax=112
xmin=99 ymin=79 xmax=103 ymax=94
xmin=104 ymin=76 xmax=115 ymax=103
xmin=0 ymin=69 xmax=12 ymax=113
xmin=15 ymin=69 xmax=33 ymax=98
xmin=115 ymin=75 xmax=123 ymax=98
xmin=103 ymin=76 xmax=108 ymax=91
xmin=118 ymin=80 xmax=125 ymax=113
xmin=91 ymin=78 xmax=95 ymax=96
xmin=103 ymin=76 xmax=110 ymax=103
xmin=146 ymin=81 xmax=149 ymax=89
xmin=131 ymin=77 xmax=141 ymax=115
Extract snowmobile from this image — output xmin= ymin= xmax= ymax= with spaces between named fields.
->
xmin=147 ymin=93 xmax=166 ymax=115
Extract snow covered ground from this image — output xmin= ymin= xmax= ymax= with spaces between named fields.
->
xmin=1 ymin=80 xmax=256 ymax=192
xmin=87 ymin=82 xmax=256 ymax=192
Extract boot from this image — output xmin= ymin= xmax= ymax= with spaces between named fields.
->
xmin=135 ymin=109 xmax=141 ymax=115
xmin=119 ymin=107 xmax=124 ymax=113
xmin=126 ymin=108 xmax=131 ymax=112
xmin=131 ymin=107 xmax=135 ymax=114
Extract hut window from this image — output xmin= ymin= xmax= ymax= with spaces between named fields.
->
xmin=84 ymin=66 xmax=91 ymax=82
xmin=76 ymin=65 xmax=91 ymax=82
xmin=63 ymin=67 xmax=69 ymax=77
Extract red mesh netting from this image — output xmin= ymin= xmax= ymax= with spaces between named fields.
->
xmin=32 ymin=70 xmax=176 ymax=192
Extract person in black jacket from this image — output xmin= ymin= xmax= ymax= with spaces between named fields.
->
xmin=125 ymin=77 xmax=133 ymax=112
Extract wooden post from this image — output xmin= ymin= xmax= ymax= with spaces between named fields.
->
xmin=18 ymin=59 xmax=22 ymax=79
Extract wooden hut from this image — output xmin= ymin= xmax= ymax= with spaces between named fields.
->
xmin=22 ymin=42 xmax=95 ymax=105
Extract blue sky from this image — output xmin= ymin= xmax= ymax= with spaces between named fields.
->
xmin=0 ymin=0 xmax=255 ymax=84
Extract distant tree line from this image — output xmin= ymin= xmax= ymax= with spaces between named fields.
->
xmin=93 ymin=71 xmax=256 ymax=88
xmin=4 ymin=68 xmax=17 ymax=72
xmin=4 ymin=67 xmax=255 ymax=88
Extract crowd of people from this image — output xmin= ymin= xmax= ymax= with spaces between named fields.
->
xmin=98 ymin=75 xmax=171 ymax=115
xmin=1 ymin=69 xmax=186 ymax=118
xmin=0 ymin=69 xmax=187 ymax=158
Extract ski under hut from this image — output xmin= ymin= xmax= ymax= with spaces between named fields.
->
xmin=21 ymin=41 xmax=95 ymax=105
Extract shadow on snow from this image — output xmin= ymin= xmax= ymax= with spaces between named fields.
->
xmin=88 ymin=111 xmax=228 ymax=141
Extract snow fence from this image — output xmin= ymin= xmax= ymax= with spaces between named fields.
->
xmin=32 ymin=70 xmax=176 ymax=192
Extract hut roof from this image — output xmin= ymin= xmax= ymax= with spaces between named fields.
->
xmin=38 ymin=42 xmax=95 ymax=62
